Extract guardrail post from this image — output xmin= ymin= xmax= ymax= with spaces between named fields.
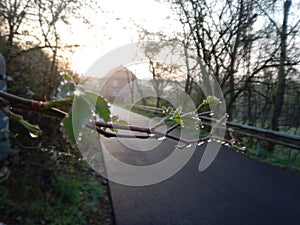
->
xmin=256 ymin=139 xmax=262 ymax=157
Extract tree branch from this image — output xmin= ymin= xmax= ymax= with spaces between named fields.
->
xmin=0 ymin=91 xmax=236 ymax=148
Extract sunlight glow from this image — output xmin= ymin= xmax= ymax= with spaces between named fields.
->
xmin=61 ymin=0 xmax=181 ymax=75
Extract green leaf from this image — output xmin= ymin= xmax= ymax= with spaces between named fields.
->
xmin=196 ymin=96 xmax=220 ymax=112
xmin=162 ymin=106 xmax=173 ymax=115
xmin=83 ymin=92 xmax=111 ymax=121
xmin=62 ymin=112 xmax=75 ymax=143
xmin=172 ymin=106 xmax=182 ymax=118
xmin=1 ymin=107 xmax=42 ymax=138
xmin=62 ymin=97 xmax=93 ymax=143
xmin=73 ymin=97 xmax=93 ymax=135
xmin=173 ymin=117 xmax=182 ymax=125
xmin=19 ymin=120 xmax=42 ymax=138
xmin=206 ymin=96 xmax=220 ymax=105
xmin=181 ymin=114 xmax=199 ymax=127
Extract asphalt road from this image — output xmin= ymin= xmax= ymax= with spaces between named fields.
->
xmin=102 ymin=106 xmax=300 ymax=225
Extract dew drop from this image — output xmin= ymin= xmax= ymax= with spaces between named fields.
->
xmin=198 ymin=141 xmax=204 ymax=146
xmin=201 ymin=125 xmax=205 ymax=129
xmin=241 ymin=147 xmax=246 ymax=151
xmin=149 ymin=134 xmax=155 ymax=137
xmin=225 ymin=143 xmax=230 ymax=146
xmin=74 ymin=90 xmax=81 ymax=96
xmin=186 ymin=144 xmax=192 ymax=148
xmin=207 ymin=139 xmax=212 ymax=143
xmin=29 ymin=132 xmax=38 ymax=138
xmin=209 ymin=112 xmax=214 ymax=116
xmin=157 ymin=136 xmax=166 ymax=141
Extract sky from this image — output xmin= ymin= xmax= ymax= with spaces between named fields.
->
xmin=60 ymin=0 xmax=181 ymax=77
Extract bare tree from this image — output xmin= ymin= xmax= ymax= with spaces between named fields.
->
xmin=265 ymin=0 xmax=298 ymax=132
xmin=173 ymin=0 xmax=263 ymax=115
xmin=0 ymin=0 xmax=32 ymax=45
xmin=139 ymin=31 xmax=183 ymax=108
xmin=0 ymin=0 xmax=99 ymax=97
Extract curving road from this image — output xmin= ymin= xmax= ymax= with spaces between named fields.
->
xmin=102 ymin=106 xmax=300 ymax=225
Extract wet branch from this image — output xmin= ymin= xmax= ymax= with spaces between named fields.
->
xmin=0 ymin=90 xmax=232 ymax=146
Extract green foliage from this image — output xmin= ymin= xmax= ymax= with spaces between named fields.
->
xmin=18 ymin=118 xmax=42 ymax=137
xmin=61 ymin=92 xmax=110 ymax=144
xmin=1 ymin=107 xmax=43 ymax=138
xmin=62 ymin=111 xmax=76 ymax=143
xmin=59 ymin=74 xmax=111 ymax=141
xmin=162 ymin=106 xmax=182 ymax=125
xmin=0 ymin=152 xmax=105 ymax=225
xmin=82 ymin=91 xmax=111 ymax=122
xmin=196 ymin=96 xmax=221 ymax=112
xmin=51 ymin=175 xmax=83 ymax=203
xmin=241 ymin=137 xmax=300 ymax=174
xmin=0 ymin=186 xmax=22 ymax=214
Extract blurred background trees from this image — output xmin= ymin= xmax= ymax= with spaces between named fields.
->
xmin=136 ymin=0 xmax=299 ymax=154
xmin=145 ymin=0 xmax=300 ymax=133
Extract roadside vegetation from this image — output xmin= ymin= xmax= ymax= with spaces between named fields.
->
xmin=0 ymin=115 xmax=114 ymax=225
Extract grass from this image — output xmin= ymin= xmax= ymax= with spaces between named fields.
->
xmin=240 ymin=137 xmax=300 ymax=175
xmin=0 ymin=152 xmax=111 ymax=225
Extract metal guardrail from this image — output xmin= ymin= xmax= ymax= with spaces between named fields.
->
xmin=131 ymin=104 xmax=300 ymax=150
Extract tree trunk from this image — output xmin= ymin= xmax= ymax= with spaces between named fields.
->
xmin=269 ymin=0 xmax=291 ymax=131
xmin=226 ymin=0 xmax=244 ymax=116
xmin=268 ymin=0 xmax=291 ymax=152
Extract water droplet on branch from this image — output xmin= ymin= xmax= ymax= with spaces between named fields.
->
xmin=29 ymin=132 xmax=38 ymax=138
xmin=198 ymin=141 xmax=205 ymax=146
xmin=74 ymin=90 xmax=81 ymax=96
xmin=157 ymin=136 xmax=166 ymax=141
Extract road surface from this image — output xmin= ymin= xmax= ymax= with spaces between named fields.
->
xmin=102 ymin=106 xmax=300 ymax=225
